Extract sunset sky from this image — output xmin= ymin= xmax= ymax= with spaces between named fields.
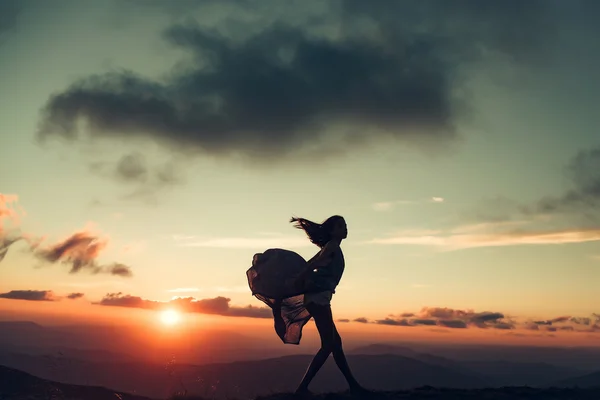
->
xmin=1 ymin=0 xmax=599 ymax=343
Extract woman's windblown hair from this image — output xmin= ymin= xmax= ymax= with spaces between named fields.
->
xmin=290 ymin=215 xmax=343 ymax=248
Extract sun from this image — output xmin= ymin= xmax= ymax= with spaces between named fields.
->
xmin=159 ymin=309 xmax=181 ymax=326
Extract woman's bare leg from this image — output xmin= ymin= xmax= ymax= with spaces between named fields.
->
xmin=295 ymin=303 xmax=363 ymax=393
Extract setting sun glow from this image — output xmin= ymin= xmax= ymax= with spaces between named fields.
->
xmin=159 ymin=309 xmax=181 ymax=326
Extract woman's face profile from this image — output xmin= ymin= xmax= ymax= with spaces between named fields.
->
xmin=331 ymin=218 xmax=348 ymax=239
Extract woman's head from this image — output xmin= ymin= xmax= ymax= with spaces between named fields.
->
xmin=290 ymin=215 xmax=347 ymax=248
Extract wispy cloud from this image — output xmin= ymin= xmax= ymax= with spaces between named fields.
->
xmin=33 ymin=230 xmax=133 ymax=277
xmin=372 ymin=200 xmax=415 ymax=211
xmin=0 ymin=289 xmax=92 ymax=302
xmin=372 ymin=197 xmax=444 ymax=211
xmin=0 ymin=193 xmax=24 ymax=262
xmin=366 ymin=222 xmax=600 ymax=250
xmin=0 ymin=193 xmax=21 ymax=225
xmin=0 ymin=194 xmax=134 ymax=277
xmin=174 ymin=236 xmax=311 ymax=249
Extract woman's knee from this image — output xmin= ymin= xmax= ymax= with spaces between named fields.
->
xmin=321 ymin=338 xmax=342 ymax=352
xmin=319 ymin=341 xmax=334 ymax=353
xmin=334 ymin=334 xmax=342 ymax=348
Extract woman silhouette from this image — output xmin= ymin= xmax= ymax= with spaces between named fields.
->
xmin=288 ymin=215 xmax=368 ymax=396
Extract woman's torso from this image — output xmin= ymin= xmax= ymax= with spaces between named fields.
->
xmin=304 ymin=246 xmax=345 ymax=305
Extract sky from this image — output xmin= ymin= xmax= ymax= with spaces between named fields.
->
xmin=1 ymin=0 xmax=599 ymax=344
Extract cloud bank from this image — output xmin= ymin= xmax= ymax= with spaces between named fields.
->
xmin=97 ymin=293 xmax=271 ymax=319
xmin=0 ymin=290 xmax=57 ymax=302
xmin=0 ymin=194 xmax=133 ymax=276
xmin=37 ymin=1 xmax=575 ymax=165
xmin=365 ymin=306 xmax=600 ymax=334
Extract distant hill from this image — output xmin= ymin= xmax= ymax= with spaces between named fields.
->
xmin=0 ymin=353 xmax=487 ymax=398
xmin=463 ymin=360 xmax=584 ymax=387
xmin=3 ymin=364 xmax=600 ymax=400
xmin=0 ymin=364 xmax=153 ymax=400
xmin=251 ymin=387 xmax=600 ymax=400
xmin=552 ymin=370 xmax=600 ymax=388
xmin=350 ymin=343 xmax=584 ymax=387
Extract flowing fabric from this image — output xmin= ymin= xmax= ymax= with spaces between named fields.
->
xmin=246 ymin=248 xmax=315 ymax=345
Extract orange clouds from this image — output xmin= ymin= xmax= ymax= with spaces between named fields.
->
xmin=0 ymin=193 xmax=133 ymax=277
xmin=348 ymin=306 xmax=600 ymax=336
xmin=0 ymin=193 xmax=24 ymax=262
xmin=0 ymin=290 xmax=57 ymax=301
xmin=96 ymin=292 xmax=271 ymax=319
xmin=30 ymin=231 xmax=133 ymax=277
xmin=0 ymin=193 xmax=19 ymax=220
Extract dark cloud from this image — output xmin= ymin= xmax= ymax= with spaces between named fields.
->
xmin=104 ymin=263 xmax=133 ymax=277
xmin=353 ymin=317 xmax=368 ymax=324
xmin=570 ymin=317 xmax=592 ymax=326
xmin=375 ymin=318 xmax=411 ymax=326
xmin=377 ymin=307 xmax=512 ymax=329
xmin=471 ymin=312 xmax=505 ymax=323
xmin=34 ymin=231 xmax=133 ymax=277
xmin=0 ymin=236 xmax=20 ymax=262
xmin=492 ymin=322 xmax=515 ymax=330
xmin=37 ymin=1 xmax=574 ymax=165
xmin=412 ymin=319 xmax=437 ymax=326
xmin=525 ymin=322 xmax=540 ymax=331
xmin=420 ymin=307 xmax=469 ymax=320
xmin=88 ymin=152 xmax=184 ymax=203
xmin=368 ymin=308 xmax=596 ymax=333
xmin=477 ymin=147 xmax=600 ymax=222
xmin=337 ymin=318 xmax=350 ymax=323
xmin=341 ymin=0 xmax=557 ymax=65
xmin=66 ymin=292 xmax=85 ymax=300
xmin=532 ymin=147 xmax=600 ymax=217
xmin=92 ymin=152 xmax=184 ymax=187
xmin=419 ymin=307 xmax=507 ymax=328
xmin=533 ymin=316 xmax=571 ymax=326
xmin=37 ymin=25 xmax=455 ymax=163
xmin=525 ymin=314 xmax=599 ymax=333
xmin=97 ymin=293 xmax=270 ymax=318
xmin=437 ymin=319 xmax=467 ymax=329
xmin=0 ymin=290 xmax=56 ymax=301
xmin=115 ymin=152 xmax=148 ymax=182
xmin=559 ymin=326 xmax=575 ymax=331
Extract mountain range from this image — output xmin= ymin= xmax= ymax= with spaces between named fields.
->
xmin=1 ymin=321 xmax=599 ymax=399
xmin=2 ymin=364 xmax=600 ymax=400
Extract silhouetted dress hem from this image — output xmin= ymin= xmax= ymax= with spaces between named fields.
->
xmin=246 ymin=247 xmax=344 ymax=345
